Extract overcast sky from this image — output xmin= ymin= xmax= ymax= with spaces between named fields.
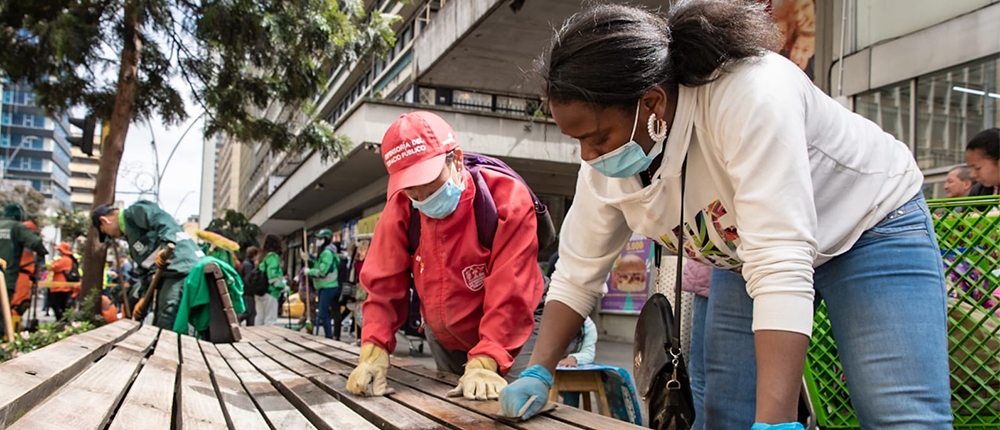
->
xmin=115 ymin=79 xmax=205 ymax=224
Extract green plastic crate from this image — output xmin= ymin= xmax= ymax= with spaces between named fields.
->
xmin=804 ymin=195 xmax=1000 ymax=429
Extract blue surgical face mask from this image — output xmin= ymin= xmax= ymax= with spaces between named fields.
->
xmin=588 ymin=101 xmax=664 ymax=178
xmin=410 ymin=164 xmax=465 ymax=219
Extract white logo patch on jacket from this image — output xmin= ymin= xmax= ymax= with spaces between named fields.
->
xmin=462 ymin=264 xmax=487 ymax=291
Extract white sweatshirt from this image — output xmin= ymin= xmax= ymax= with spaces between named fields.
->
xmin=548 ymin=53 xmax=923 ymax=336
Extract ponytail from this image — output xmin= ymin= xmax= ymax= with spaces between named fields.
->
xmin=666 ymin=0 xmax=782 ymax=86
xmin=539 ymin=0 xmax=781 ymax=109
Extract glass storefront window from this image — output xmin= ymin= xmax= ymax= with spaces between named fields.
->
xmin=915 ymin=56 xmax=999 ymax=170
xmin=855 ymin=82 xmax=911 ymax=145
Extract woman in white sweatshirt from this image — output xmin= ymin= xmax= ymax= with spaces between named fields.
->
xmin=498 ymin=2 xmax=951 ymax=429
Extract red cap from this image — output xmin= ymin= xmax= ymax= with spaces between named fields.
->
xmin=57 ymin=242 xmax=72 ymax=255
xmin=22 ymin=220 xmax=37 ymax=233
xmin=381 ymin=111 xmax=459 ymax=197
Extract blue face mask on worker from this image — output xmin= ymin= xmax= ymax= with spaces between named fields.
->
xmin=410 ymin=163 xmax=464 ymax=219
xmin=588 ymin=100 xmax=664 ymax=178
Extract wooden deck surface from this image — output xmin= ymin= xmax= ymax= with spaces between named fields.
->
xmin=0 ymin=320 xmax=644 ymax=429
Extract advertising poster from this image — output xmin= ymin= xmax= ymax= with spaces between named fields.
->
xmin=764 ymin=0 xmax=816 ymax=79
xmin=600 ymin=233 xmax=654 ymax=314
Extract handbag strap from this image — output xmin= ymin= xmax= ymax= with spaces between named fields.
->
xmin=654 ymin=159 xmax=687 ymax=354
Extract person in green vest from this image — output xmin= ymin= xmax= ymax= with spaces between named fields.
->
xmin=308 ymin=229 xmax=342 ymax=340
xmin=92 ymin=201 xmax=205 ymax=330
xmin=256 ymin=233 xmax=284 ymax=326
xmin=0 ymin=203 xmax=47 ymax=337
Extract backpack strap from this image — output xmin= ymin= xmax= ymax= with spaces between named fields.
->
xmin=467 ymin=165 xmax=498 ymax=250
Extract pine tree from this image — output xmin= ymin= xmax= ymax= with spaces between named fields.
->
xmin=0 ymin=0 xmax=396 ymax=306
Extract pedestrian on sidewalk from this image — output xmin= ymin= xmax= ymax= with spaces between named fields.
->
xmin=255 ymin=234 xmax=284 ymax=327
xmin=500 ymin=2 xmax=951 ymax=429
xmin=309 ymin=229 xmax=342 ymax=340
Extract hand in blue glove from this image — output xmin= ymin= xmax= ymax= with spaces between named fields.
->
xmin=751 ymin=422 xmax=805 ymax=430
xmin=498 ymin=364 xmax=552 ymax=421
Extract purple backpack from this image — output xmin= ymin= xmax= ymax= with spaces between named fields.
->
xmin=407 ymin=152 xmax=557 ymax=254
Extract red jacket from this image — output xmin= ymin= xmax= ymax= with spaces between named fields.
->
xmin=360 ymin=168 xmax=543 ymax=375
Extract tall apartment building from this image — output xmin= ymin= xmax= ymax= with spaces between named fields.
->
xmin=69 ymin=143 xmax=101 ymax=211
xmin=214 ymin=134 xmax=242 ymax=219
xmin=1 ymin=82 xmax=73 ymax=210
xmin=199 ymin=133 xmax=224 ymax=227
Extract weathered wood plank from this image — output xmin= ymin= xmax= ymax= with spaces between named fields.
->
xmin=238 ymin=326 xmax=270 ymax=342
xmin=265 ymin=324 xmax=644 ymax=429
xmin=8 ymin=331 xmax=153 ymax=430
xmin=233 ymin=341 xmax=377 ymax=430
xmin=199 ymin=340 xmax=269 ymax=430
xmin=0 ymin=320 xmax=139 ymax=427
xmin=107 ymin=355 xmax=177 ymax=430
xmin=216 ymin=343 xmax=317 ymax=429
xmin=268 ymin=339 xmax=516 ymax=430
xmin=153 ymin=330 xmax=180 ymax=363
xmin=276 ymin=334 xmax=580 ymax=430
xmin=113 ymin=324 xmax=160 ymax=355
xmin=177 ymin=335 xmax=227 ymax=429
xmin=254 ymin=340 xmax=446 ymax=430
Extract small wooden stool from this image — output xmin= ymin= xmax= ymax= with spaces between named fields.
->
xmin=548 ymin=368 xmax=612 ymax=416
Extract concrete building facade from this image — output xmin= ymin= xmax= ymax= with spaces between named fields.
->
xmin=819 ymin=0 xmax=1000 ymax=197
xmin=1 ymin=83 xmax=73 ymax=210
xmin=199 ymin=133 xmax=224 ymax=227
xmin=214 ymin=135 xmax=243 ymax=220
xmin=68 ymin=144 xmax=101 ymax=211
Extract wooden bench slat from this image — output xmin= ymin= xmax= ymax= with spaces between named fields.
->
xmin=272 ymin=334 xmax=581 ymax=430
xmin=153 ymin=330 xmax=180 ymax=363
xmin=267 ymin=339 xmax=517 ymax=430
xmin=113 ymin=325 xmax=160 ymax=355
xmin=232 ymin=342 xmax=377 ymax=430
xmin=177 ymin=335 xmax=227 ymax=429
xmin=254 ymin=340 xmax=447 ymax=430
xmin=199 ymin=340 xmax=270 ymax=430
xmin=0 ymin=320 xmax=139 ymax=426
xmin=107 ymin=356 xmax=177 ymax=430
xmin=216 ymin=344 xmax=318 ymax=430
xmin=8 ymin=329 xmax=153 ymax=430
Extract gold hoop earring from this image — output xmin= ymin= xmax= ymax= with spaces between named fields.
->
xmin=647 ymin=113 xmax=668 ymax=142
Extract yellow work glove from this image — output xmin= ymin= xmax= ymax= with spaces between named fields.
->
xmin=346 ymin=343 xmax=391 ymax=396
xmin=447 ymin=356 xmax=508 ymax=400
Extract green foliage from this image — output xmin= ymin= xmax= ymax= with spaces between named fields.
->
xmin=208 ymin=209 xmax=263 ymax=260
xmin=0 ymin=321 xmax=97 ymax=363
xmin=64 ymin=287 xmax=106 ymax=326
xmin=50 ymin=209 xmax=91 ymax=240
xmin=0 ymin=0 xmax=398 ymax=160
xmin=0 ymin=184 xmax=48 ymax=225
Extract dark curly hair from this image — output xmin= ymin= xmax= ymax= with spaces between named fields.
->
xmin=538 ymin=0 xmax=782 ymax=112
xmin=261 ymin=233 xmax=283 ymax=258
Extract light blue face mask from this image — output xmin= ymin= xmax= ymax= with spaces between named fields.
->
xmin=588 ymin=101 xmax=664 ymax=178
xmin=410 ymin=165 xmax=465 ymax=219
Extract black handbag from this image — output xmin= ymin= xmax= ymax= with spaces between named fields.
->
xmin=634 ymin=161 xmax=695 ymax=430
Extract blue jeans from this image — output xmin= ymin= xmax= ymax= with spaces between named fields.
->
xmin=701 ymin=195 xmax=952 ymax=429
xmin=317 ymin=287 xmax=341 ymax=339
xmin=689 ymin=294 xmax=709 ymax=430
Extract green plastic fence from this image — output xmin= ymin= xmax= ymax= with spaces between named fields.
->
xmin=804 ymin=195 xmax=1000 ymax=429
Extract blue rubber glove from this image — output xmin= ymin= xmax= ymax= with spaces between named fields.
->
xmin=498 ymin=364 xmax=553 ymax=420
xmin=751 ymin=423 xmax=805 ymax=430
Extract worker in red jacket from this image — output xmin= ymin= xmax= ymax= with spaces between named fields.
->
xmin=346 ymin=111 xmax=544 ymax=401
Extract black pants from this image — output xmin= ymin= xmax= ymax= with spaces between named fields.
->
xmin=240 ymin=292 xmax=256 ymax=326
xmin=49 ymin=291 xmax=71 ymax=321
